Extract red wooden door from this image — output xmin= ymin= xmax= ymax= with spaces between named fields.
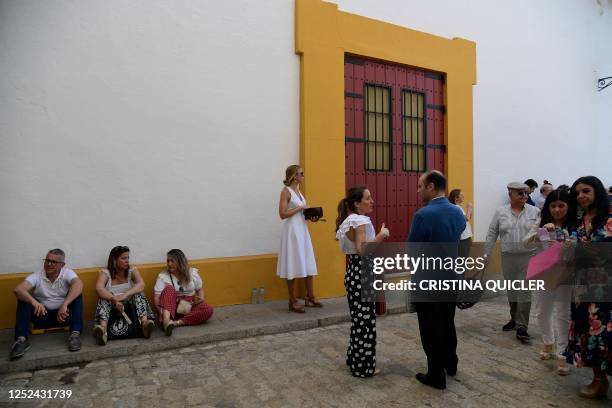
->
xmin=344 ymin=56 xmax=446 ymax=241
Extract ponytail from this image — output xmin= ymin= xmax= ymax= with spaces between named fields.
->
xmin=336 ymin=198 xmax=349 ymax=231
xmin=335 ymin=186 xmax=367 ymax=231
xmin=283 ymin=164 xmax=301 ymax=186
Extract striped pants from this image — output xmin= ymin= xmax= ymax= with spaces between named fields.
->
xmin=158 ymin=285 xmax=214 ymax=326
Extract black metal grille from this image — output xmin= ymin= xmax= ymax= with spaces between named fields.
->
xmin=402 ymin=90 xmax=426 ymax=172
xmin=364 ymin=84 xmax=391 ymax=171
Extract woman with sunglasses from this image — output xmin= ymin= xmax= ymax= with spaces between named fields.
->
xmin=153 ymin=249 xmax=214 ymax=335
xmin=93 ymin=246 xmax=156 ymax=345
xmin=530 ymin=188 xmax=575 ymax=375
xmin=277 ymin=165 xmax=321 ymax=313
xmin=565 ymin=176 xmax=612 ymax=399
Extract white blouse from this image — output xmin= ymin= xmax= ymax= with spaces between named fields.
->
xmin=335 ymin=214 xmax=375 ymax=255
xmin=154 ymin=268 xmax=202 ymax=296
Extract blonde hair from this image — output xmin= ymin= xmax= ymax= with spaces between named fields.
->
xmin=167 ymin=249 xmax=191 ymax=285
xmin=283 ymin=165 xmax=302 ymax=186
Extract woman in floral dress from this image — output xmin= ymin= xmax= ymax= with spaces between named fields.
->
xmin=566 ymin=176 xmax=612 ymax=399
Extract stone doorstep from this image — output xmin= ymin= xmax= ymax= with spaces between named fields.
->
xmin=0 ymin=297 xmax=409 ymax=374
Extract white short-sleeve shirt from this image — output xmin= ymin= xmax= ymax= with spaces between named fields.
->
xmin=25 ymin=267 xmax=79 ymax=310
xmin=154 ymin=268 xmax=202 ymax=296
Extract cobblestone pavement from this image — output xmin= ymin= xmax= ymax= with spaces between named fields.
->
xmin=0 ymin=297 xmax=609 ymax=407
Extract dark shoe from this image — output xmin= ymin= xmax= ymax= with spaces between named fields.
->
xmin=68 ymin=332 xmax=81 ymax=352
xmin=10 ymin=337 xmax=31 ymax=360
xmin=446 ymin=356 xmax=458 ymax=376
xmin=579 ymin=376 xmax=609 ymax=399
xmin=164 ymin=321 xmax=176 ymax=337
xmin=502 ymin=320 xmax=516 ymax=331
xmin=516 ymin=327 xmax=530 ymax=343
xmin=415 ymin=373 xmax=446 ymax=390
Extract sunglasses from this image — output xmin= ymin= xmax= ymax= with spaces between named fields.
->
xmin=512 ymin=191 xmax=529 ymax=196
xmin=43 ymin=259 xmax=63 ymax=265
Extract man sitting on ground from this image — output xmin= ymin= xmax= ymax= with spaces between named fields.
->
xmin=10 ymin=248 xmax=83 ymax=359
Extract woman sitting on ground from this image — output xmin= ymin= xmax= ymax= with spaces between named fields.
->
xmin=93 ymin=246 xmax=156 ymax=345
xmin=153 ymin=249 xmax=214 ymax=336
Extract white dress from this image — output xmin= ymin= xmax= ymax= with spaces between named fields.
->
xmin=454 ymin=204 xmax=472 ymax=240
xmin=276 ymin=187 xmax=318 ymax=279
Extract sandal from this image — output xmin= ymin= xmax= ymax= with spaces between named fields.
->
xmin=289 ymin=301 xmax=305 ymax=313
xmin=164 ymin=321 xmax=176 ymax=336
xmin=305 ymin=296 xmax=323 ymax=308
xmin=539 ymin=344 xmax=555 ymax=360
xmin=93 ymin=324 xmax=107 ymax=346
xmin=557 ymin=358 xmax=570 ymax=376
xmin=142 ymin=320 xmax=154 ymax=339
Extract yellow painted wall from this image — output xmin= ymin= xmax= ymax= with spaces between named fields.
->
xmin=295 ymin=0 xmax=477 ymax=298
xmin=0 ymin=254 xmax=285 ymax=329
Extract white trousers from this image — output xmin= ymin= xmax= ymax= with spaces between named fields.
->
xmin=534 ymin=285 xmax=572 ymax=357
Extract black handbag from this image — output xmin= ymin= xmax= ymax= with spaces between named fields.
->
xmin=107 ymin=299 xmax=142 ymax=340
xmin=456 ymin=266 xmax=487 ymax=310
xmin=303 ymin=207 xmax=323 ymax=220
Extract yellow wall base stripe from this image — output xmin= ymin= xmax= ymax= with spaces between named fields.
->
xmin=0 ymin=254 xmax=323 ymax=329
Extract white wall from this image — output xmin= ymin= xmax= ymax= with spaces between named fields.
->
xmin=1 ymin=0 xmax=611 ymax=272
xmin=594 ymin=1 xmax=612 ymax=193
xmin=335 ymin=0 xmax=612 ymax=238
xmin=0 ymin=0 xmax=299 ymax=271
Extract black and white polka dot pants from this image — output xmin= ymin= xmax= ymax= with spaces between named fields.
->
xmin=344 ymin=254 xmax=376 ymax=378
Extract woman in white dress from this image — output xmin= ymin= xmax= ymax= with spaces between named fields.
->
xmin=277 ymin=165 xmax=322 ymax=313
xmin=448 ymin=189 xmax=473 ymax=259
xmin=336 ymin=186 xmax=389 ymax=377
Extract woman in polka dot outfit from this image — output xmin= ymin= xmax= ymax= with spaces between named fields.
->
xmin=335 ymin=186 xmax=390 ymax=377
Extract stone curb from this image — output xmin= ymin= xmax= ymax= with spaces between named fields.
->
xmin=1 ymin=304 xmax=407 ymax=374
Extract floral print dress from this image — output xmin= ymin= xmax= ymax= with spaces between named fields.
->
xmin=566 ymin=211 xmax=612 ymax=374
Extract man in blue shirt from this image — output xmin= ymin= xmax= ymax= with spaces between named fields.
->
xmin=407 ymin=171 xmax=465 ymax=390
xmin=524 ymin=178 xmax=538 ymax=206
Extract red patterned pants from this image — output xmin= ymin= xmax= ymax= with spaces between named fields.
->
xmin=158 ymin=285 xmax=213 ymax=326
